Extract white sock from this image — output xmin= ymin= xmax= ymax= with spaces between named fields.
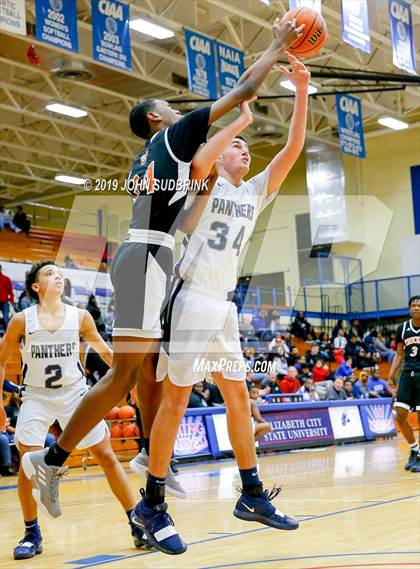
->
xmin=409 ymin=442 xmax=419 ymax=453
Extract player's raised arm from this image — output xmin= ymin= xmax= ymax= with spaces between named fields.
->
xmin=179 ymin=100 xmax=254 ymax=234
xmin=79 ymin=310 xmax=113 ymax=369
xmin=265 ymin=53 xmax=310 ymax=196
xmin=209 ymin=19 xmax=304 ymax=123
xmin=0 ymin=313 xmax=25 ymax=429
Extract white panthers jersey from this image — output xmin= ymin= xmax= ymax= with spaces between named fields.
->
xmin=20 ymin=304 xmax=84 ymax=388
xmin=177 ymin=169 xmax=274 ymax=292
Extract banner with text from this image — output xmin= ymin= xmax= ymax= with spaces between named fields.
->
xmin=174 ymin=414 xmax=211 ymax=458
xmin=92 ymin=0 xmax=131 ymax=71
xmin=336 ymin=93 xmax=366 ymax=158
xmin=388 ymin=0 xmax=416 ymax=75
xmin=359 ymin=401 xmax=397 ymax=439
xmin=259 ymin=408 xmax=334 ymax=449
xmin=1 ymin=0 xmax=27 ymax=36
xmin=341 ymin=0 xmax=371 ymax=54
xmin=216 ymin=40 xmax=244 ymax=96
xmin=185 ymin=28 xmax=218 ymax=99
xmin=35 ymin=0 xmax=78 ymax=53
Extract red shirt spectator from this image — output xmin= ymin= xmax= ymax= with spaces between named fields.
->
xmin=0 ymin=266 xmax=14 ymax=303
xmin=280 ymin=370 xmax=301 ymax=394
xmin=312 ymin=360 xmax=330 ymax=383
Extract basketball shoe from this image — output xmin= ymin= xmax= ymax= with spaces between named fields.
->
xmin=13 ymin=527 xmax=43 ymax=560
xmin=233 ymin=484 xmax=299 ymax=530
xmin=410 ymin=453 xmax=420 ymax=472
xmin=404 ymin=449 xmax=418 ymax=471
xmin=129 ymin=449 xmax=187 ymax=499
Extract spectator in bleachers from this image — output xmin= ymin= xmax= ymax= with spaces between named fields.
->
xmin=312 ymin=359 xmax=330 ymax=383
xmin=286 ymin=346 xmax=300 ymax=366
xmin=245 ymin=370 xmax=255 ymax=392
xmin=325 ymin=377 xmax=347 ymax=401
xmin=291 ymin=311 xmax=312 ymax=340
xmin=353 ymin=346 xmax=373 ymax=370
xmin=64 ymin=255 xmax=79 ymax=269
xmin=280 ymin=366 xmax=301 ymax=394
xmin=335 ymin=356 xmax=354 ymax=379
xmin=15 ymin=289 xmax=36 ymax=312
xmin=352 ymin=371 xmax=372 ymax=399
xmin=86 ymin=294 xmax=106 ymax=338
xmin=0 ymin=205 xmax=9 ymax=231
xmin=261 ymin=372 xmax=282 ymax=395
xmin=12 ymin=205 xmax=30 ymax=236
xmin=270 ymin=346 xmax=288 ymax=378
xmin=305 ymin=344 xmax=323 ymax=369
xmin=333 ymin=328 xmax=347 ymax=350
xmin=343 ymin=379 xmax=355 ymax=399
xmin=249 ymin=386 xmax=267 ymax=404
xmin=314 ymin=331 xmax=331 ymax=359
xmin=243 ymin=347 xmax=255 ymax=368
xmin=297 ymin=378 xmax=320 ymax=401
xmin=349 ymin=319 xmax=365 ymax=340
xmin=188 ymin=382 xmax=208 ymax=408
xmin=298 ymin=363 xmax=312 ymax=383
xmin=368 ymin=369 xmax=393 ymax=397
xmin=268 ymin=332 xmax=290 ymax=354
xmin=344 ymin=334 xmax=361 ymax=360
xmin=0 ymin=264 xmax=14 ymax=329
xmin=204 ymin=378 xmax=224 ymax=406
xmin=252 ymin=309 xmax=270 ymax=331
xmin=371 ymin=331 xmax=396 ymax=362
xmin=0 ymin=427 xmax=15 ymax=476
xmin=62 ymin=278 xmax=74 ymax=306
xmin=388 ymin=331 xmax=397 ymax=350
xmin=331 ymin=319 xmax=345 ymax=339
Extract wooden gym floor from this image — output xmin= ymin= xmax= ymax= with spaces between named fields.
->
xmin=1 ymin=438 xmax=419 ymax=569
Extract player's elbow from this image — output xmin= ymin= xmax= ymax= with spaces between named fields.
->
xmin=233 ymin=78 xmax=256 ymax=101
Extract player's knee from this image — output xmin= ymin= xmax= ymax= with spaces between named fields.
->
xmin=396 ymin=406 xmax=408 ymax=422
xmin=92 ymin=444 xmax=117 ymax=468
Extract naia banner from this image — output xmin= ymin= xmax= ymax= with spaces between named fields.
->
xmin=388 ymin=0 xmax=417 ymax=75
xmin=216 ymin=40 xmax=244 ymax=96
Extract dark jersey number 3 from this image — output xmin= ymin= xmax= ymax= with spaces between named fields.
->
xmin=45 ymin=364 xmax=63 ymax=389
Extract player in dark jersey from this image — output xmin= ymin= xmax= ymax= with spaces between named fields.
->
xmin=389 ymin=295 xmax=420 ymax=472
xmin=20 ymin=18 xmax=305 ymax=520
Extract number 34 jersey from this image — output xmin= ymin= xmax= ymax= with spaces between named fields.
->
xmin=20 ymin=304 xmax=84 ymax=388
xmin=177 ymin=169 xmax=275 ymax=293
xmin=397 ymin=319 xmax=420 ymax=372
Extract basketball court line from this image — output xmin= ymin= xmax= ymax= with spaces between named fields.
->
xmin=64 ymin=493 xmax=419 ymax=568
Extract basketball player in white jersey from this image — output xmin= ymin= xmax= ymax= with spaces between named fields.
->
xmin=0 ymin=261 xmax=146 ymax=559
xmin=130 ymin=54 xmax=310 ymax=555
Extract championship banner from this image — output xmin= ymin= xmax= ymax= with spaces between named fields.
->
xmin=289 ymin=0 xmax=322 ymax=13
xmin=92 ymin=0 xmax=131 ymax=71
xmin=259 ymin=408 xmax=334 ymax=450
xmin=388 ymin=0 xmax=416 ymax=75
xmin=35 ymin=0 xmax=78 ymax=53
xmin=184 ymin=28 xmax=218 ymax=99
xmin=216 ymin=40 xmax=244 ymax=96
xmin=341 ymin=0 xmax=371 ymax=54
xmin=328 ymin=405 xmax=365 ymax=441
xmin=174 ymin=414 xmax=211 ymax=458
xmin=0 ymin=0 xmax=27 ymax=36
xmin=336 ymin=93 xmax=366 ymax=158
xmin=359 ymin=401 xmax=397 ymax=439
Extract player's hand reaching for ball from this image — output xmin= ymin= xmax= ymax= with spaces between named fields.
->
xmin=272 ymin=17 xmax=305 ymax=51
xmin=279 ymin=53 xmax=311 ymax=91
xmin=239 ymin=97 xmax=256 ymax=126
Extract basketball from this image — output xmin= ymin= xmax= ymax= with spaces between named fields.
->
xmin=121 ymin=423 xmax=139 ymax=438
xmin=118 ymin=405 xmax=135 ymax=419
xmin=110 ymin=424 xmax=122 ymax=438
xmin=280 ymin=7 xmax=327 ymax=58
xmin=106 ymin=406 xmax=120 ymax=421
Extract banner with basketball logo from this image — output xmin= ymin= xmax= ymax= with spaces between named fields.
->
xmin=184 ymin=28 xmax=218 ymax=99
xmin=35 ymin=0 xmax=78 ymax=52
xmin=215 ymin=40 xmax=244 ymax=96
xmin=388 ymin=0 xmax=416 ymax=75
xmin=341 ymin=0 xmax=371 ymax=54
xmin=336 ymin=93 xmax=366 ymax=159
xmin=0 ymin=0 xmax=27 ymax=36
xmin=92 ymin=0 xmax=131 ymax=71
xmin=289 ymin=0 xmax=322 ymax=14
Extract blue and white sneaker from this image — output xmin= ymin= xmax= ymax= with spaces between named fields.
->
xmin=13 ymin=531 xmax=43 ymax=560
xmin=129 ymin=519 xmax=152 ymax=549
xmin=410 ymin=454 xmax=420 ymax=473
xmin=130 ymin=491 xmax=187 ymax=555
xmin=233 ymin=485 xmax=299 ymax=531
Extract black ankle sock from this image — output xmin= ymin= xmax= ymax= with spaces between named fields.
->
xmin=45 ymin=443 xmax=71 ymax=467
xmin=24 ymin=519 xmax=40 ymax=535
xmin=239 ymin=467 xmax=262 ymax=494
xmin=142 ymin=438 xmax=150 ymax=455
xmin=144 ymin=473 xmax=165 ymax=508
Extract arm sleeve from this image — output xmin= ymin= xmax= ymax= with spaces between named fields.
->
xmin=166 ymin=106 xmax=211 ymax=163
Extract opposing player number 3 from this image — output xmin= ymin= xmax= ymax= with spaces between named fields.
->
xmin=45 ymin=364 xmax=63 ymax=389
xmin=410 ymin=346 xmax=418 ymax=357
xmin=208 ymin=222 xmax=245 ymax=256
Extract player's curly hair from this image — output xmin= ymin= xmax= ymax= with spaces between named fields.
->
xmin=409 ymin=295 xmax=420 ymax=306
xmin=129 ymin=99 xmax=158 ymax=140
xmin=26 ymin=259 xmax=56 ymax=301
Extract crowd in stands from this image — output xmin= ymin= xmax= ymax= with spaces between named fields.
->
xmin=0 ymin=205 xmax=30 ymax=236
